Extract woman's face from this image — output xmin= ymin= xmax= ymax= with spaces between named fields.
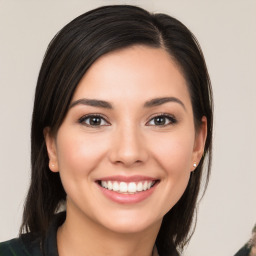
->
xmin=45 ymin=45 xmax=206 ymax=234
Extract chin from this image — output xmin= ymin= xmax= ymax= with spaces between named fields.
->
xmin=96 ymin=210 xmax=162 ymax=235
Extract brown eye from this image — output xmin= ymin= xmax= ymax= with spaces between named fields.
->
xmin=147 ymin=114 xmax=177 ymax=126
xmin=79 ymin=115 xmax=109 ymax=127
xmin=89 ymin=116 xmax=102 ymax=126
xmin=154 ymin=116 xmax=166 ymax=125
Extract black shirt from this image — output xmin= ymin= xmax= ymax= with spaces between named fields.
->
xmin=0 ymin=212 xmax=179 ymax=256
xmin=0 ymin=212 xmax=66 ymax=256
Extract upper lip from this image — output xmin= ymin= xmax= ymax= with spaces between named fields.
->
xmin=97 ymin=175 xmax=158 ymax=182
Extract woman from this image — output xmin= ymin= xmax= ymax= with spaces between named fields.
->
xmin=0 ymin=5 xmax=213 ymax=256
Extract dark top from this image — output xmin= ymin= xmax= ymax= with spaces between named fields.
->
xmin=0 ymin=212 xmax=66 ymax=256
xmin=0 ymin=212 xmax=179 ymax=256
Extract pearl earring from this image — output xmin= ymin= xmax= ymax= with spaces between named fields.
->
xmin=193 ymin=163 xmax=197 ymax=168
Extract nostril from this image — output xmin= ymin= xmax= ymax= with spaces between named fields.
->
xmin=113 ymin=159 xmax=144 ymax=167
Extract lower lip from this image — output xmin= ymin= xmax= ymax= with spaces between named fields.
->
xmin=97 ymin=182 xmax=158 ymax=204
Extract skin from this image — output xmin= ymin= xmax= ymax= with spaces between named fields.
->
xmin=45 ymin=45 xmax=207 ymax=256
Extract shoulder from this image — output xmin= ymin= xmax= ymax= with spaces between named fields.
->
xmin=0 ymin=237 xmax=26 ymax=256
xmin=0 ymin=233 xmax=42 ymax=256
xmin=0 ymin=212 xmax=65 ymax=256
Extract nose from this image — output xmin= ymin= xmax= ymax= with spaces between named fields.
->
xmin=108 ymin=124 xmax=149 ymax=167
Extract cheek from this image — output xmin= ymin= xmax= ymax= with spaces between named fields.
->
xmin=149 ymin=131 xmax=195 ymax=173
xmin=55 ymin=130 xmax=111 ymax=206
xmin=148 ymin=132 xmax=194 ymax=212
xmin=56 ymin=131 xmax=109 ymax=178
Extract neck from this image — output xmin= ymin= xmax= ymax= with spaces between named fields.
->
xmin=57 ymin=204 xmax=161 ymax=256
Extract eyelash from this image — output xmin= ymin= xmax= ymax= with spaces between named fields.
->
xmin=79 ymin=113 xmax=177 ymax=127
xmin=79 ymin=114 xmax=110 ymax=127
xmin=146 ymin=113 xmax=177 ymax=127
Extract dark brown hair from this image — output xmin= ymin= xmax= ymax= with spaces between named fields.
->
xmin=21 ymin=5 xmax=213 ymax=255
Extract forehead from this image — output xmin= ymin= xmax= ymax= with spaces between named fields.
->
xmin=72 ymin=45 xmax=191 ymax=107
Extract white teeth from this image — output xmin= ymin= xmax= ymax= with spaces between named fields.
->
xmin=143 ymin=182 xmax=148 ymax=191
xmin=128 ymin=182 xmax=136 ymax=193
xmin=102 ymin=181 xmax=107 ymax=188
xmin=107 ymin=181 xmax=113 ymax=190
xmin=119 ymin=182 xmax=128 ymax=193
xmin=100 ymin=180 xmax=155 ymax=194
xmin=137 ymin=182 xmax=143 ymax=192
xmin=112 ymin=181 xmax=119 ymax=191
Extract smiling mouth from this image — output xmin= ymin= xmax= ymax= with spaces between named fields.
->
xmin=97 ymin=180 xmax=158 ymax=194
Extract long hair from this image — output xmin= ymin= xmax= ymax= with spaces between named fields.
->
xmin=20 ymin=5 xmax=213 ymax=255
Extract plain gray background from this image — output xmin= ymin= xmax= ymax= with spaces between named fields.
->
xmin=0 ymin=1 xmax=255 ymax=255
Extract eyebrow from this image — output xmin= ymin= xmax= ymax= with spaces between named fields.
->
xmin=144 ymin=97 xmax=186 ymax=110
xmin=69 ymin=97 xmax=186 ymax=110
xmin=69 ymin=99 xmax=113 ymax=109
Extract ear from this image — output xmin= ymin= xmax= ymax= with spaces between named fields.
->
xmin=43 ymin=127 xmax=59 ymax=172
xmin=191 ymin=116 xmax=207 ymax=171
